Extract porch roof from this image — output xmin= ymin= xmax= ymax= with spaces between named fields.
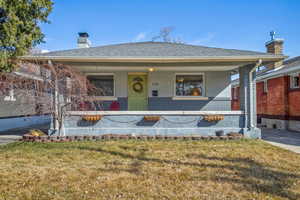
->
xmin=22 ymin=42 xmax=286 ymax=64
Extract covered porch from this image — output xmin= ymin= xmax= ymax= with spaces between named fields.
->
xmin=53 ymin=60 xmax=277 ymax=138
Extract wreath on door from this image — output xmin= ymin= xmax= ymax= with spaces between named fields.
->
xmin=133 ymin=82 xmax=143 ymax=93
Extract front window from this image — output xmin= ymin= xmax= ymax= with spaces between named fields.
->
xmin=87 ymin=75 xmax=114 ymax=96
xmin=175 ymin=74 xmax=204 ymax=96
xmin=290 ymin=74 xmax=299 ymax=89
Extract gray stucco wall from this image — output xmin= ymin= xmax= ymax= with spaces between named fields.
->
xmin=80 ymin=70 xmax=232 ymax=111
xmin=148 ymin=97 xmax=231 ymax=111
xmin=148 ymin=71 xmax=231 ymax=98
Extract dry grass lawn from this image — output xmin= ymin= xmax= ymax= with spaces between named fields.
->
xmin=0 ymin=139 xmax=300 ymax=200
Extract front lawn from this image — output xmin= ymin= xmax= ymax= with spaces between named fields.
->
xmin=0 ymin=140 xmax=300 ymax=200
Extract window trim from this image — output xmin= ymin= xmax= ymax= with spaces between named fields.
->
xmin=173 ymin=73 xmax=206 ymax=99
xmin=263 ymin=80 xmax=268 ymax=93
xmin=86 ymin=73 xmax=117 ymax=100
xmin=290 ymin=73 xmax=300 ymax=89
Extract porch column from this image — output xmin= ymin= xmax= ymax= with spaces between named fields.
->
xmin=239 ymin=64 xmax=261 ymax=138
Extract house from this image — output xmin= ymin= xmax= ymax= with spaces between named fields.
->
xmin=21 ymin=33 xmax=286 ymax=138
xmin=232 ymin=54 xmax=300 ymax=132
xmin=0 ymin=63 xmax=51 ymax=132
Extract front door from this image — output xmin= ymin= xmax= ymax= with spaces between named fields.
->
xmin=128 ymin=74 xmax=148 ymax=110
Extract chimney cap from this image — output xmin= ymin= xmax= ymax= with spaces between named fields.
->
xmin=78 ymin=32 xmax=89 ymax=38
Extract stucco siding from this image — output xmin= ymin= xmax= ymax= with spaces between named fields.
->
xmin=110 ymin=71 xmax=231 ymax=99
xmin=82 ymin=70 xmax=232 ymax=111
xmin=148 ymin=71 xmax=174 ymax=97
xmin=206 ymin=71 xmax=232 ymax=98
xmin=148 ymin=97 xmax=231 ymax=111
xmin=114 ymin=72 xmax=128 ymax=97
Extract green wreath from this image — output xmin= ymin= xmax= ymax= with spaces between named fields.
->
xmin=133 ymin=82 xmax=143 ymax=93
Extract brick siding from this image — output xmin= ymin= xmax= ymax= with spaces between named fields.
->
xmin=232 ymin=74 xmax=300 ymax=121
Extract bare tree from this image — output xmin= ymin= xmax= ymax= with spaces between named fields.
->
xmin=151 ymin=26 xmax=184 ymax=43
xmin=0 ymin=61 xmax=104 ymax=136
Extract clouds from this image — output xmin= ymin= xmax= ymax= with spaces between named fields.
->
xmin=133 ymin=32 xmax=147 ymax=42
xmin=190 ymin=32 xmax=216 ymax=45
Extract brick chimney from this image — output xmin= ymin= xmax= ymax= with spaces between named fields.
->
xmin=265 ymin=31 xmax=284 ymax=69
xmin=77 ymin=32 xmax=91 ymax=48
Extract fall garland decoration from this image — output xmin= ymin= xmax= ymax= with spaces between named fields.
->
xmin=82 ymin=115 xmax=102 ymax=121
xmin=203 ymin=115 xmax=224 ymax=122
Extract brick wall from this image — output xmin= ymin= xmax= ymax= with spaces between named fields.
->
xmin=231 ymin=87 xmax=240 ymax=110
xmin=256 ymin=81 xmax=267 ymax=115
xmin=264 ymin=77 xmax=288 ymax=116
xmin=231 ymin=74 xmax=300 ymax=121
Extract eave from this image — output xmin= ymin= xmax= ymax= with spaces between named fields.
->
xmin=20 ymin=55 xmax=287 ymax=64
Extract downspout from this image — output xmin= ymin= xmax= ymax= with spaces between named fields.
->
xmin=248 ymin=59 xmax=262 ymax=128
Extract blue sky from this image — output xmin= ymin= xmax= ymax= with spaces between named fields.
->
xmin=38 ymin=0 xmax=300 ymax=57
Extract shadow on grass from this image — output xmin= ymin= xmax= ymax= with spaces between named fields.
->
xmin=65 ymin=144 xmax=300 ymax=200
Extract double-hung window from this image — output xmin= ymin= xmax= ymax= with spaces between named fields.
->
xmin=290 ymin=73 xmax=300 ymax=89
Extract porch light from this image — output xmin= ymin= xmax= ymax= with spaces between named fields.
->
xmin=148 ymin=68 xmax=155 ymax=72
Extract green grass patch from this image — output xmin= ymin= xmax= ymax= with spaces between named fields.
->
xmin=0 ymin=139 xmax=300 ymax=200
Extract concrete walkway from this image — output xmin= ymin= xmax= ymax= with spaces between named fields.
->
xmin=262 ymin=128 xmax=300 ymax=154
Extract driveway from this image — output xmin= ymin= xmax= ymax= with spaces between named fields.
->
xmin=0 ymin=124 xmax=50 ymax=145
xmin=262 ymin=128 xmax=300 ymax=154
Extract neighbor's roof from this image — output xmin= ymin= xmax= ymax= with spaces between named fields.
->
xmin=22 ymin=42 xmax=285 ymax=62
xmin=256 ymin=56 xmax=300 ymax=81
xmin=232 ymin=56 xmax=300 ymax=86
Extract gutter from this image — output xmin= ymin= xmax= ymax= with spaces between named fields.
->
xmin=20 ymin=55 xmax=287 ymax=63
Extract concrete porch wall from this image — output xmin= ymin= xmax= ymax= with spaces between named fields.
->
xmin=51 ymin=113 xmax=247 ymax=136
xmin=48 ymin=111 xmax=261 ymax=138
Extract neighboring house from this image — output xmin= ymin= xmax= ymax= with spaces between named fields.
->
xmin=232 ymin=55 xmax=300 ymax=132
xmin=21 ymin=33 xmax=285 ymax=138
xmin=0 ymin=63 xmax=51 ymax=132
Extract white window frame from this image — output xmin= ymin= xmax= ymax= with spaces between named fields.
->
xmin=173 ymin=73 xmax=207 ymax=100
xmin=86 ymin=73 xmax=117 ymax=100
xmin=263 ymin=80 xmax=268 ymax=93
xmin=4 ymin=89 xmax=16 ymax=102
xmin=290 ymin=73 xmax=300 ymax=89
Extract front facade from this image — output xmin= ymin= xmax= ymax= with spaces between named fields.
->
xmin=232 ymin=56 xmax=300 ymax=132
xmin=22 ymin=34 xmax=285 ymax=138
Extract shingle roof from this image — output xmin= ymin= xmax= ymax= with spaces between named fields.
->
xmin=283 ymin=56 xmax=300 ymax=67
xmin=232 ymin=56 xmax=300 ymax=85
xmin=33 ymin=42 xmax=276 ymax=58
xmin=258 ymin=56 xmax=300 ymax=76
